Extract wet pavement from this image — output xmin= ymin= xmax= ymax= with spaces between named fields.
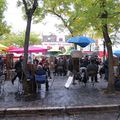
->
xmin=1 ymin=74 xmax=120 ymax=119
xmin=0 ymin=74 xmax=120 ymax=108
xmin=0 ymin=111 xmax=120 ymax=120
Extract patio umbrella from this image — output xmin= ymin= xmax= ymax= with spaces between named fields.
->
xmin=0 ymin=44 xmax=8 ymax=50
xmin=44 ymin=48 xmax=63 ymax=56
xmin=113 ymin=50 xmax=120 ymax=57
xmin=67 ymin=36 xmax=95 ymax=47
xmin=7 ymin=46 xmax=47 ymax=53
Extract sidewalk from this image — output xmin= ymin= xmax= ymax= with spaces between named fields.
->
xmin=0 ymin=75 xmax=120 ymax=108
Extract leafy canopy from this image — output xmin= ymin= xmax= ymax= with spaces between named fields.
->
xmin=0 ymin=0 xmax=10 ymax=36
xmin=0 ymin=32 xmax=41 ymax=47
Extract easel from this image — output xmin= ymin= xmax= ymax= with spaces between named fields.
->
xmin=65 ymin=50 xmax=83 ymax=87
xmin=5 ymin=54 xmax=14 ymax=80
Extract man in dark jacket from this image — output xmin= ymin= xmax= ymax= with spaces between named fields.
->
xmin=82 ymin=55 xmax=90 ymax=67
xmin=11 ymin=56 xmax=23 ymax=84
xmin=0 ymin=55 xmax=4 ymax=76
xmin=87 ymin=59 xmax=98 ymax=82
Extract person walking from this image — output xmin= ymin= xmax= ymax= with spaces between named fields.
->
xmin=11 ymin=56 xmax=24 ymax=84
xmin=0 ymin=55 xmax=4 ymax=75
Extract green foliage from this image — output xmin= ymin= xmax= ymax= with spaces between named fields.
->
xmin=0 ymin=0 xmax=6 ymax=21
xmin=82 ymin=0 xmax=120 ymax=41
xmin=1 ymin=32 xmax=41 ymax=47
xmin=29 ymin=32 xmax=41 ymax=45
xmin=43 ymin=0 xmax=83 ymax=36
xmin=40 ymin=0 xmax=120 ymax=40
xmin=33 ymin=7 xmax=45 ymax=23
xmin=0 ymin=22 xmax=11 ymax=35
xmin=17 ymin=0 xmax=45 ymax=23
xmin=16 ymin=0 xmax=120 ymax=40
xmin=0 ymin=0 xmax=11 ymax=35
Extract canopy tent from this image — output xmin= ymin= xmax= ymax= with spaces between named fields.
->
xmin=7 ymin=46 xmax=48 ymax=53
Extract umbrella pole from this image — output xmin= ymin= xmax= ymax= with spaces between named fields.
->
xmin=74 ymin=44 xmax=77 ymax=50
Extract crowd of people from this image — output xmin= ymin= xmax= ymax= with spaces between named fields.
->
xmin=0 ymin=51 xmax=120 ymax=94
xmin=0 ymin=53 xmax=114 ymax=87
xmin=69 ymin=55 xmax=101 ymax=84
xmin=7 ymin=54 xmax=106 ymax=85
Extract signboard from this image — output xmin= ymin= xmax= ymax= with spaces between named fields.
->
xmin=71 ymin=50 xmax=83 ymax=58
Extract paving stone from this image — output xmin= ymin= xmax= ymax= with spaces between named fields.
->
xmin=0 ymin=111 xmax=119 ymax=120
xmin=0 ymin=76 xmax=120 ymax=108
xmin=0 ymin=75 xmax=120 ymax=119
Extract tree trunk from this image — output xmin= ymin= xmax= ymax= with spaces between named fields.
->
xmin=22 ymin=15 xmax=32 ymax=95
xmin=21 ymin=0 xmax=38 ymax=96
xmin=103 ymin=41 xmax=106 ymax=62
xmin=23 ymin=15 xmax=32 ymax=71
xmin=102 ymin=24 xmax=115 ymax=93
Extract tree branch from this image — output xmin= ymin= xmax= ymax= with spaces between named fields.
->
xmin=31 ymin=0 xmax=38 ymax=14
xmin=109 ymin=11 xmax=120 ymax=17
xmin=22 ymin=0 xmax=28 ymax=14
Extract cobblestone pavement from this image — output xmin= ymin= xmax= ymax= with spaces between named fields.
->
xmin=0 ymin=111 xmax=120 ymax=120
xmin=0 ymin=74 xmax=120 ymax=108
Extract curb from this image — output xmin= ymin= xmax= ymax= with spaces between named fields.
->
xmin=0 ymin=104 xmax=120 ymax=116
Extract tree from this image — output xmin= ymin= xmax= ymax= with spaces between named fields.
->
xmin=80 ymin=0 xmax=120 ymax=92
xmin=43 ymin=0 xmax=88 ymax=36
xmin=67 ymin=0 xmax=120 ymax=92
xmin=0 ymin=0 xmax=10 ymax=36
xmin=41 ymin=0 xmax=101 ymax=49
xmin=100 ymin=0 xmax=119 ymax=92
xmin=42 ymin=0 xmax=86 ymax=49
xmin=1 ymin=32 xmax=41 ymax=47
xmin=17 ymin=0 xmax=38 ymax=95
xmin=42 ymin=0 xmax=120 ymax=92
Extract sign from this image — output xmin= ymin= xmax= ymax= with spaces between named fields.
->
xmin=71 ymin=50 xmax=83 ymax=58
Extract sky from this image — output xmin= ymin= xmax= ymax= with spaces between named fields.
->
xmin=4 ymin=0 xmax=68 ymax=36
